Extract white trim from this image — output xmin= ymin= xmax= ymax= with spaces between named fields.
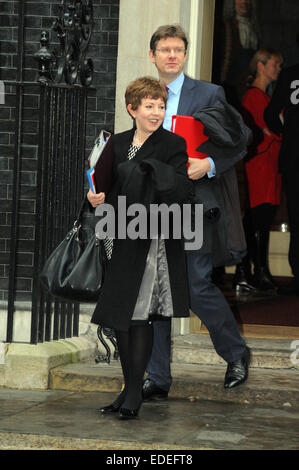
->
xmin=186 ymin=0 xmax=202 ymax=78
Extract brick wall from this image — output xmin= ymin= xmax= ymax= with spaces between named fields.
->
xmin=0 ymin=0 xmax=119 ymax=302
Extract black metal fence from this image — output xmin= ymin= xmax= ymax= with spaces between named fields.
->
xmin=6 ymin=82 xmax=88 ymax=344
xmin=4 ymin=0 xmax=94 ymax=344
xmin=32 ymin=83 xmax=88 ymax=344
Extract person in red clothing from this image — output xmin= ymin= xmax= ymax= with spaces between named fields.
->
xmin=233 ymin=48 xmax=283 ymax=292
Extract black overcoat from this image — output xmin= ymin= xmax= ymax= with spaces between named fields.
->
xmin=264 ymin=63 xmax=299 ymax=174
xmin=177 ymin=75 xmax=247 ymax=267
xmin=91 ymin=126 xmax=193 ymax=331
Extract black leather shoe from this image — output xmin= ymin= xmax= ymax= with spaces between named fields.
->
xmin=254 ymin=267 xmax=277 ymax=291
xmin=224 ymin=347 xmax=251 ymax=389
xmin=234 ymin=279 xmax=258 ymax=294
xmin=142 ymin=378 xmax=168 ymax=401
xmin=119 ymin=406 xmax=140 ymax=420
xmin=100 ymin=403 xmax=122 ymax=414
xmin=99 ymin=391 xmax=126 ymax=414
xmin=233 ymin=264 xmax=257 ymax=294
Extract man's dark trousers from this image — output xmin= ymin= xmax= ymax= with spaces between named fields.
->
xmin=146 ymin=250 xmax=247 ymax=391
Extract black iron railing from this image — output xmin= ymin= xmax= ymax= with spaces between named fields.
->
xmin=30 ymin=83 xmax=88 ymax=344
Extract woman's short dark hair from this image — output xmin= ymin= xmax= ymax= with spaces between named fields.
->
xmin=150 ymin=24 xmax=188 ymax=53
xmin=125 ymin=76 xmax=168 ymax=112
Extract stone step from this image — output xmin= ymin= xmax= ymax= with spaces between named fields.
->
xmin=172 ymin=334 xmax=298 ymax=369
xmin=49 ymin=361 xmax=299 ymax=409
xmin=49 ymin=334 xmax=299 ymax=408
xmin=96 ymin=333 xmax=299 ymax=369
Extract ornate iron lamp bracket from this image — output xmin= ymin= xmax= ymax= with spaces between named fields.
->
xmin=34 ymin=0 xmax=94 ymax=86
xmin=95 ymin=327 xmax=119 ymax=364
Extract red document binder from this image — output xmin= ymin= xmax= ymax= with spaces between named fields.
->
xmin=171 ymin=115 xmax=209 ymax=160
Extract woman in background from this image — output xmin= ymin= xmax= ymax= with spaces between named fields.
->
xmin=233 ymin=48 xmax=283 ymax=292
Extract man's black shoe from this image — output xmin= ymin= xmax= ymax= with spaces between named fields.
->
xmin=224 ymin=347 xmax=251 ymax=389
xmin=142 ymin=378 xmax=168 ymax=401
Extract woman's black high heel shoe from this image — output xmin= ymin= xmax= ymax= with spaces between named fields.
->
xmin=99 ymin=390 xmax=126 ymax=414
xmin=100 ymin=402 xmax=122 ymax=414
xmin=119 ymin=406 xmax=141 ymax=420
xmin=119 ymin=400 xmax=142 ymax=420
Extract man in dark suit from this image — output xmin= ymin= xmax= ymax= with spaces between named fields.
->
xmin=264 ymin=58 xmax=299 ymax=296
xmin=143 ymin=24 xmax=250 ymax=400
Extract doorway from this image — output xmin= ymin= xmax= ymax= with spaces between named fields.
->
xmin=191 ymin=0 xmax=299 ymax=339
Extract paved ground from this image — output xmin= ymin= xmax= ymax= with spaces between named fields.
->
xmin=0 ymin=387 xmax=298 ymax=451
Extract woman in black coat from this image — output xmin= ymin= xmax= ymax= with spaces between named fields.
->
xmin=88 ymin=77 xmax=192 ymax=420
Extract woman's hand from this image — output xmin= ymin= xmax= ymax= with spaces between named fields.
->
xmin=187 ymin=157 xmax=211 ymax=180
xmin=87 ymin=189 xmax=105 ymax=208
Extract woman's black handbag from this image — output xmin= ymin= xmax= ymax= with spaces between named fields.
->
xmin=39 ymin=196 xmax=106 ymax=302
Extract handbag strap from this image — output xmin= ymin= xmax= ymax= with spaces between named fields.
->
xmin=74 ymin=194 xmax=88 ymax=228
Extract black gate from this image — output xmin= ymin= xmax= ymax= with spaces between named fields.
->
xmin=5 ymin=0 xmax=94 ymax=344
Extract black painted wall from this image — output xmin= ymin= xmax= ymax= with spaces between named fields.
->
xmin=257 ymin=0 xmax=299 ymax=67
xmin=213 ymin=0 xmax=299 ymax=83
xmin=0 ymin=0 xmax=119 ymax=301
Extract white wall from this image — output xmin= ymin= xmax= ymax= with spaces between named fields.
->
xmin=114 ymin=0 xmax=216 ymax=132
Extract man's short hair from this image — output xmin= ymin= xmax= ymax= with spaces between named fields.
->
xmin=150 ymin=24 xmax=188 ymax=53
xmin=125 ymin=76 xmax=168 ymax=112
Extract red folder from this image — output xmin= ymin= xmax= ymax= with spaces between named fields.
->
xmin=93 ymin=136 xmax=114 ymax=193
xmin=171 ymin=115 xmax=209 ymax=161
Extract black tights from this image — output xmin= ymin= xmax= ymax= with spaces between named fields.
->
xmin=114 ymin=322 xmax=153 ymax=410
xmin=243 ymin=203 xmax=277 ymax=262
xmin=249 ymin=203 xmax=277 ymax=234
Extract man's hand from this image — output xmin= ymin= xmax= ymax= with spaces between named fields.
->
xmin=87 ymin=189 xmax=105 ymax=207
xmin=187 ymin=158 xmax=211 ymax=180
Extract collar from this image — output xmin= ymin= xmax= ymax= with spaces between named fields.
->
xmin=167 ymin=72 xmax=185 ymax=95
xmin=236 ymin=13 xmax=251 ymax=25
